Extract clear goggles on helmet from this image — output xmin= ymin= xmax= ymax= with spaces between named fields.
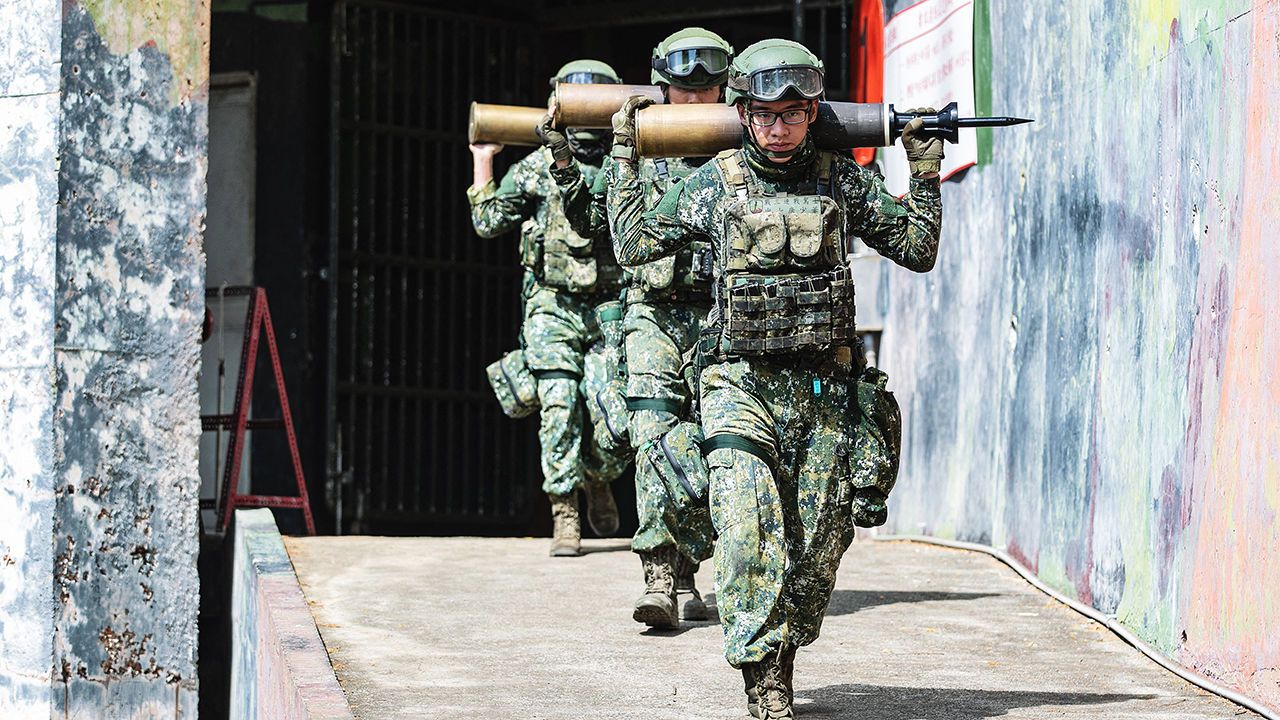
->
xmin=558 ymin=71 xmax=619 ymax=85
xmin=744 ymin=66 xmax=824 ymax=101
xmin=653 ymin=47 xmax=730 ymax=77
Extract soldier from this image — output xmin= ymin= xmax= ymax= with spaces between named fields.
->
xmin=549 ymin=28 xmax=732 ymax=630
xmin=468 ymin=60 xmax=630 ymax=558
xmin=609 ymin=39 xmax=943 ymax=717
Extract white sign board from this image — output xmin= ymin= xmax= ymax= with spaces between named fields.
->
xmin=882 ymin=0 xmax=977 ymax=196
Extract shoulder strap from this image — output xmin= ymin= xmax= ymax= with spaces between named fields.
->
xmin=714 ymin=149 xmax=750 ymax=200
xmin=815 ymin=151 xmax=834 ymax=197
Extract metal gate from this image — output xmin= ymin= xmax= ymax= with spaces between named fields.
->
xmin=327 ymin=1 xmax=543 ymax=533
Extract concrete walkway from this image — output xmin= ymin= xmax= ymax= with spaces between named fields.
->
xmin=285 ymin=536 xmax=1257 ymax=720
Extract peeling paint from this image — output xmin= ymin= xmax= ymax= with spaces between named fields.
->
xmin=78 ymin=0 xmax=211 ymax=104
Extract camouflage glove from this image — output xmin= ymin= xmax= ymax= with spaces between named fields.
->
xmin=901 ymin=107 xmax=944 ymax=177
xmin=536 ymin=114 xmax=572 ymax=165
xmin=611 ymin=95 xmax=655 ymax=162
xmin=851 ymin=487 xmax=888 ymax=528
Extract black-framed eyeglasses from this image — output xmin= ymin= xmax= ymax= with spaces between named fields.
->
xmin=748 ymin=109 xmax=810 ymax=127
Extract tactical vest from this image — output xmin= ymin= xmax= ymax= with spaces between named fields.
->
xmin=630 ymin=158 xmax=714 ymax=303
xmin=524 ymin=149 xmax=626 ymax=295
xmin=711 ymin=149 xmax=857 ymax=356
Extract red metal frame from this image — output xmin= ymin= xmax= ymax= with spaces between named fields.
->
xmin=203 ymin=287 xmax=315 ymax=535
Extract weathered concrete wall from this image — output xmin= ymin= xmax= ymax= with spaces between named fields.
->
xmin=231 ymin=509 xmax=354 ymax=720
xmin=881 ymin=0 xmax=1280 ymax=711
xmin=52 ymin=0 xmax=210 ymax=712
xmin=0 ymin=0 xmax=60 ymax=715
xmin=2 ymin=0 xmax=209 ymax=716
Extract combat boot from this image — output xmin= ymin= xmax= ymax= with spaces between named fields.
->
xmin=633 ymin=546 xmax=678 ymax=628
xmin=674 ymin=553 xmax=708 ymax=621
xmin=582 ymin=480 xmax=620 ymax=536
xmin=549 ymin=491 xmax=581 ymax=557
xmin=742 ymin=646 xmax=796 ymax=719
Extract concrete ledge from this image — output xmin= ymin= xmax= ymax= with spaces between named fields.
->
xmin=231 ymin=508 xmax=354 ymax=720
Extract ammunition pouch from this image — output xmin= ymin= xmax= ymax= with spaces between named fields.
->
xmin=849 ymin=366 xmax=902 ymax=499
xmin=633 ymin=240 xmax=715 ymax=300
xmin=724 ymin=194 xmax=844 ymax=273
xmin=536 ymin=164 xmax=625 ymax=294
xmin=518 ymin=220 xmax=541 ymax=271
xmin=485 ymin=349 xmax=539 ymax=419
xmin=539 ymin=233 xmax=625 ymax=294
xmin=718 ymin=264 xmax=856 ymax=357
xmin=644 ymin=421 xmax=711 ymax=515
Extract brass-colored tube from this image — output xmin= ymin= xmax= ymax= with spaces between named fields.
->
xmin=468 ymin=103 xmax=544 ymax=146
xmin=634 ymin=103 xmax=742 ymax=158
xmin=554 ymin=84 xmax=665 ymax=128
xmin=634 ymin=102 xmax=896 ymax=157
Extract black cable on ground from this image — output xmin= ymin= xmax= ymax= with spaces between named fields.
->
xmin=870 ymin=534 xmax=1278 ymax=720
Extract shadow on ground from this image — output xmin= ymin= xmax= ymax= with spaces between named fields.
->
xmin=796 ymin=683 xmax=1155 ymax=719
xmin=579 ymin=540 xmax=633 ymax=555
xmin=825 ymin=589 xmax=1002 ymax=616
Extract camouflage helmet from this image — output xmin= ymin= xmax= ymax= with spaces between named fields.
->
xmin=725 ymin=39 xmax=824 ymax=105
xmin=650 ymin=27 xmax=733 ymax=89
xmin=551 ymin=59 xmax=622 ymax=87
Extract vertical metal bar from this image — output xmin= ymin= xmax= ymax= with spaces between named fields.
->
xmin=819 ymin=5 xmax=828 ymax=73
xmin=841 ymin=0 xmax=850 ymax=99
xmin=396 ymin=13 xmax=410 ymax=513
xmin=413 ymin=12 xmax=428 ymax=516
xmin=363 ymin=6 xmax=378 ymax=515
xmin=327 ymin=0 xmax=346 ymax=531
xmin=793 ymin=0 xmax=806 ymax=43
xmin=429 ymin=14 xmax=445 ymax=517
xmin=347 ymin=4 xmax=363 ymax=531
xmin=379 ymin=8 xmax=394 ymax=514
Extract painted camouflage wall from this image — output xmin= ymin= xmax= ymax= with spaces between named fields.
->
xmin=1 ymin=0 xmax=209 ymax=716
xmin=880 ymin=0 xmax=1280 ymax=711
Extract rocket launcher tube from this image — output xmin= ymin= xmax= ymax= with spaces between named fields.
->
xmin=550 ymin=84 xmax=1032 ymax=156
xmin=553 ymin=84 xmax=666 ymax=127
xmin=632 ymin=101 xmax=1031 ymax=157
xmin=468 ymin=103 xmax=545 ymax=147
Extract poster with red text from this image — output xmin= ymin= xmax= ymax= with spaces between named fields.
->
xmin=881 ymin=0 xmax=977 ymax=196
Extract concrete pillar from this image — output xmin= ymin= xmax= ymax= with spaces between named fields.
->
xmin=1 ymin=0 xmax=209 ymax=716
xmin=0 ymin=0 xmax=60 ymax=715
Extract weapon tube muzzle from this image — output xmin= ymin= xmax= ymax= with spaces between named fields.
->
xmin=634 ymin=103 xmax=742 ymax=158
xmin=552 ymin=83 xmax=666 ymax=128
xmin=468 ymin=102 xmax=545 ymax=147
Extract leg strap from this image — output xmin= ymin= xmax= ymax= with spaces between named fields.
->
xmin=626 ymin=397 xmax=683 ymax=414
xmin=700 ymin=433 xmax=775 ymax=471
xmin=535 ymin=370 xmax=581 ymax=381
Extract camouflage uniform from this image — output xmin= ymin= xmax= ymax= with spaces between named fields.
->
xmin=556 ymin=155 xmax=716 ymax=564
xmin=611 ymin=138 xmax=941 ymax=666
xmin=469 ymin=148 xmax=629 ymax=498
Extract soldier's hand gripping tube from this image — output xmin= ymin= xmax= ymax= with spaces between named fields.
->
xmin=611 ymin=95 xmax=656 ymax=162
xmin=900 ymin=108 xmax=945 ymax=176
xmin=536 ymin=113 xmax=573 ymax=164
xmin=469 ymin=103 xmax=545 ymax=146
